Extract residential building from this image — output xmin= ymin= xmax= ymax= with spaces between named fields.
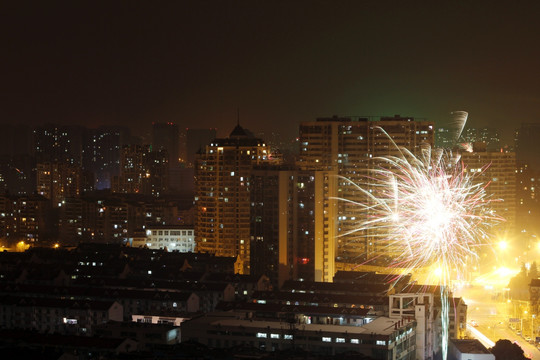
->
xmin=33 ymin=124 xmax=84 ymax=165
xmin=0 ymin=296 xmax=122 ymax=335
xmin=111 ymin=145 xmax=168 ymax=196
xmin=181 ymin=310 xmax=416 ymax=358
xmin=195 ymin=124 xmax=279 ymax=274
xmin=460 ymin=147 xmax=517 ymax=237
xmin=82 ymin=126 xmax=132 ymax=190
xmin=152 ymin=122 xmax=179 ymax=166
xmin=36 ymin=162 xmax=88 ymax=207
xmin=250 ymin=165 xmax=337 ymax=285
xmin=297 ymin=115 xmax=434 ymax=265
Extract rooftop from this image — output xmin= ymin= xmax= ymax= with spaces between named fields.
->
xmin=451 ymin=339 xmax=492 ymax=354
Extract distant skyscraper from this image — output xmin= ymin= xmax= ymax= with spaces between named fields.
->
xmin=111 ymin=145 xmax=168 ymax=197
xmin=33 ymin=124 xmax=84 ymax=165
xmin=82 ymin=126 xmax=132 ymax=190
xmin=195 ymin=124 xmax=277 ymax=274
xmin=152 ymin=122 xmax=179 ymax=166
xmin=435 ymin=127 xmax=456 ymax=149
xmin=461 ymin=127 xmax=501 ymax=152
xmin=297 ymin=115 xmax=434 ymax=265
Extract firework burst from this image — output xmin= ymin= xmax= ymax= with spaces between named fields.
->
xmin=337 ymin=126 xmax=500 ymax=359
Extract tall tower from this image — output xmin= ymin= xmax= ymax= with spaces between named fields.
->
xmin=297 ymin=115 xmax=434 ymax=266
xmin=461 ymin=148 xmax=517 ymax=238
xmin=195 ymin=124 xmax=277 ymax=274
xmin=82 ymin=126 xmax=132 ymax=190
xmin=152 ymin=122 xmax=179 ymax=166
xmin=250 ymin=166 xmax=337 ymax=285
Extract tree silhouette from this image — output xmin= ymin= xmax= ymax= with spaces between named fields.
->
xmin=490 ymin=339 xmax=529 ymax=360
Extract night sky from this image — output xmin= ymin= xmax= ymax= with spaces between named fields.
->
xmin=3 ymin=1 xmax=540 ymax=142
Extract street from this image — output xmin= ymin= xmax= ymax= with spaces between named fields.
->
xmin=456 ymin=283 xmax=540 ymax=359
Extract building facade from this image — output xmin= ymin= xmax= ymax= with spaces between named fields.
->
xmin=297 ymin=115 xmax=434 ymax=265
xmin=460 ymin=149 xmax=517 ymax=237
xmin=132 ymin=225 xmax=195 ymax=252
xmin=250 ymin=166 xmax=337 ymax=285
xmin=195 ymin=124 xmax=278 ymax=274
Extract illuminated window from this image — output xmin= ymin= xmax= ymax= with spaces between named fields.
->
xmin=322 ymin=337 xmax=331 ymax=342
xmin=256 ymin=333 xmax=267 ymax=338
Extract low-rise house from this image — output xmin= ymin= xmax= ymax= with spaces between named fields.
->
xmin=182 ymin=311 xmax=416 ymax=358
xmin=250 ymin=290 xmax=388 ymax=315
xmin=95 ymin=321 xmax=181 ymax=350
xmin=0 ymin=295 xmax=122 ymax=335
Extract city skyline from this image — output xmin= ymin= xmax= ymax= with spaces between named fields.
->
xmin=3 ymin=1 xmax=540 ymax=143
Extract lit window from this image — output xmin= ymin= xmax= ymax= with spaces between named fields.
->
xmin=256 ymin=333 xmax=267 ymax=338
xmin=322 ymin=337 xmax=331 ymax=342
xmin=271 ymin=334 xmax=279 ymax=339
xmin=351 ymin=339 xmax=359 ymax=344
xmin=376 ymin=340 xmax=386 ymax=345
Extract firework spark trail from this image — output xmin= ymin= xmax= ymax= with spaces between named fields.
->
xmin=336 ymin=125 xmax=501 ymax=360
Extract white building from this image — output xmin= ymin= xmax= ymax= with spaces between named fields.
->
xmin=132 ymin=226 xmax=195 ymax=252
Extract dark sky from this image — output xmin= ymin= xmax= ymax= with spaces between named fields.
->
xmin=3 ymin=1 xmax=540 ymax=142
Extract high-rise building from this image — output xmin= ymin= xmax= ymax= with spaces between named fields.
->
xmin=82 ymin=126 xmax=132 ymax=190
xmin=36 ymin=162 xmax=88 ymax=207
xmin=460 ymin=147 xmax=517 ymax=238
xmin=195 ymin=124 xmax=277 ymax=274
xmin=111 ymin=145 xmax=168 ymax=197
xmin=250 ymin=166 xmax=337 ymax=285
xmin=461 ymin=127 xmax=501 ymax=152
xmin=152 ymin=122 xmax=179 ymax=166
xmin=33 ymin=124 xmax=84 ymax=165
xmin=297 ymin=115 xmax=434 ymax=266
xmin=0 ymin=194 xmax=53 ymax=245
